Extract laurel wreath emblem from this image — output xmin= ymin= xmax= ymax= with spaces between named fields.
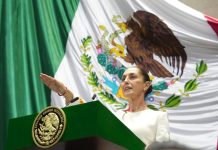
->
xmin=32 ymin=106 xmax=66 ymax=148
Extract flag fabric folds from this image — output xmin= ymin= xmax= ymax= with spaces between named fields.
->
xmin=0 ymin=0 xmax=79 ymax=149
xmin=1 ymin=0 xmax=218 ymax=150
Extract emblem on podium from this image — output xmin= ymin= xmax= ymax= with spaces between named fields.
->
xmin=32 ymin=106 xmax=66 ymax=148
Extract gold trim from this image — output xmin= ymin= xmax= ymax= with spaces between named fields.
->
xmin=32 ymin=106 xmax=66 ymax=148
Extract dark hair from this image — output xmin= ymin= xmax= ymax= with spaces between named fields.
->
xmin=135 ymin=66 xmax=153 ymax=97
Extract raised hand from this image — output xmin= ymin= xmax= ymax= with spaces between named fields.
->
xmin=40 ymin=73 xmax=67 ymax=95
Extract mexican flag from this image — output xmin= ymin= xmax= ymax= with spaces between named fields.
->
xmin=1 ymin=0 xmax=218 ymax=150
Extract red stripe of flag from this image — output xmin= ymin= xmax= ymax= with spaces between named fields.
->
xmin=205 ymin=15 xmax=218 ymax=37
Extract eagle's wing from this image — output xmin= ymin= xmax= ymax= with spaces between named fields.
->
xmin=133 ymin=11 xmax=187 ymax=76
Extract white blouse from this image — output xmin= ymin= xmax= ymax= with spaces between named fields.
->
xmin=115 ymin=108 xmax=170 ymax=149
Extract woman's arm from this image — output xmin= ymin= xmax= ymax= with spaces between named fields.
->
xmin=156 ymin=112 xmax=170 ymax=142
xmin=40 ymin=73 xmax=74 ymax=105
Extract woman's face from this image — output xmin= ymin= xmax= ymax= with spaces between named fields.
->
xmin=121 ymin=67 xmax=147 ymax=99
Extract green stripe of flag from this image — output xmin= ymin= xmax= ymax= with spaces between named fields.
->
xmin=0 ymin=0 xmax=79 ymax=149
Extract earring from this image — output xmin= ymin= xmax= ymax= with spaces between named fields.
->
xmin=144 ymin=87 xmax=148 ymax=91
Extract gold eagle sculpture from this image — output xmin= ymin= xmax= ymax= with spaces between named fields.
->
xmin=124 ymin=10 xmax=187 ymax=77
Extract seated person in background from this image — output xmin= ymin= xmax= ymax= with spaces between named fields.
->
xmin=40 ymin=66 xmax=170 ymax=149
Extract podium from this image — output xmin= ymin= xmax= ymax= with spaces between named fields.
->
xmin=6 ymin=101 xmax=145 ymax=150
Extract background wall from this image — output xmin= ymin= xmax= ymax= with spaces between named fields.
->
xmin=179 ymin=0 xmax=218 ymax=18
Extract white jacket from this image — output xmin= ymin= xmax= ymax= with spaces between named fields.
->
xmin=116 ymin=108 xmax=170 ymax=149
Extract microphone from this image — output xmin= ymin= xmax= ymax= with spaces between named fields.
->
xmin=92 ymin=94 xmax=97 ymax=100
xmin=70 ymin=97 xmax=79 ymax=103
xmin=70 ymin=94 xmax=96 ymax=105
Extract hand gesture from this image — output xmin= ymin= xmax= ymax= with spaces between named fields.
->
xmin=40 ymin=73 xmax=67 ymax=95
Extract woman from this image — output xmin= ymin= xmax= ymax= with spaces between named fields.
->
xmin=40 ymin=66 xmax=170 ymax=149
xmin=116 ymin=67 xmax=170 ymax=149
